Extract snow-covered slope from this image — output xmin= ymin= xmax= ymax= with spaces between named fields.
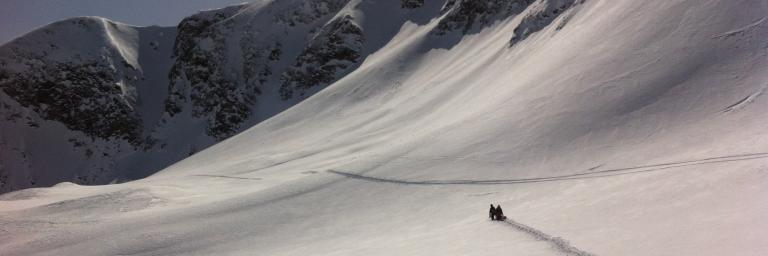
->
xmin=1 ymin=0 xmax=768 ymax=255
xmin=0 ymin=0 xmax=389 ymax=192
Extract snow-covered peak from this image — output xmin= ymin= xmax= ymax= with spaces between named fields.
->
xmin=3 ymin=17 xmax=142 ymax=69
xmin=0 ymin=0 xmax=435 ymax=192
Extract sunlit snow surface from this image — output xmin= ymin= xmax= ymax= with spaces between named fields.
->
xmin=2 ymin=0 xmax=768 ymax=255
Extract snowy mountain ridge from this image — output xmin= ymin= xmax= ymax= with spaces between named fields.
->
xmin=0 ymin=0 xmax=588 ymax=192
xmin=0 ymin=0 xmax=404 ymax=191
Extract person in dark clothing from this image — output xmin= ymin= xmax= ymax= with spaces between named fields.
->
xmin=495 ymin=205 xmax=506 ymax=221
xmin=489 ymin=204 xmax=497 ymax=220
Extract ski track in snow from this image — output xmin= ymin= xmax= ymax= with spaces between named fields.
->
xmin=713 ymin=17 xmax=766 ymax=39
xmin=190 ymin=174 xmax=262 ymax=180
xmin=721 ymin=84 xmax=767 ymax=113
xmin=502 ymin=218 xmax=596 ymax=256
xmin=328 ymin=152 xmax=768 ymax=185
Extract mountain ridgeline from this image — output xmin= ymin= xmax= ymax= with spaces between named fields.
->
xmin=0 ymin=0 xmax=584 ymax=192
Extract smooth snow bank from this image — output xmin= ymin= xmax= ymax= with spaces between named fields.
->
xmin=1 ymin=0 xmax=768 ymax=255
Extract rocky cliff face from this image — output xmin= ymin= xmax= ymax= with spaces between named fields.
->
xmin=0 ymin=0 xmax=586 ymax=193
xmin=401 ymin=0 xmax=425 ymax=9
xmin=509 ymin=0 xmax=584 ymax=46
xmin=163 ymin=4 xmax=253 ymax=139
xmin=0 ymin=17 xmax=177 ymax=191
xmin=433 ymin=0 xmax=583 ymax=38
xmin=163 ymin=0 xmax=352 ymax=139
xmin=0 ymin=18 xmax=149 ymax=144
xmin=279 ymin=14 xmax=364 ymax=100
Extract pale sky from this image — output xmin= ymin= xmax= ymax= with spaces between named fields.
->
xmin=0 ymin=0 xmax=257 ymax=44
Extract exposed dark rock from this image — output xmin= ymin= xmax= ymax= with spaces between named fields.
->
xmin=165 ymin=1 xmax=352 ymax=139
xmin=274 ymin=0 xmax=349 ymax=26
xmin=164 ymin=5 xmax=246 ymax=118
xmin=0 ymin=51 xmax=142 ymax=143
xmin=402 ymin=0 xmax=425 ymax=9
xmin=164 ymin=5 xmax=253 ymax=139
xmin=280 ymin=15 xmax=364 ymax=99
xmin=509 ymin=0 xmax=584 ymax=46
xmin=433 ymin=0 xmax=535 ymax=35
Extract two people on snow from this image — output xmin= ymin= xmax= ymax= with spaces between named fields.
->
xmin=489 ymin=204 xmax=506 ymax=221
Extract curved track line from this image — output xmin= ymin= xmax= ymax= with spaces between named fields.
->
xmin=328 ymin=152 xmax=768 ymax=185
xmin=190 ymin=175 xmax=261 ymax=180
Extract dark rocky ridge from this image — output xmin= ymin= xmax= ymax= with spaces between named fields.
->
xmin=509 ymin=0 xmax=585 ymax=46
xmin=401 ymin=0 xmax=425 ymax=9
xmin=280 ymin=14 xmax=365 ymax=100
xmin=433 ymin=0 xmax=583 ymax=42
xmin=164 ymin=4 xmax=252 ymax=139
xmin=0 ymin=18 xmax=145 ymax=144
xmin=163 ymin=0 xmax=352 ymax=139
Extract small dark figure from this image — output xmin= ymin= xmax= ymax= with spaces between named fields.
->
xmin=489 ymin=204 xmax=497 ymax=220
xmin=495 ymin=205 xmax=506 ymax=221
